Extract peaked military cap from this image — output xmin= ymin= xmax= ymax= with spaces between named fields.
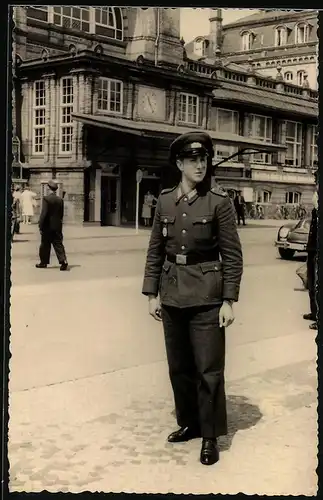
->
xmin=170 ymin=131 xmax=214 ymax=163
xmin=47 ymin=179 xmax=58 ymax=191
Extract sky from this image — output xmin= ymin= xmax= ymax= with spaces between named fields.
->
xmin=180 ymin=8 xmax=258 ymax=43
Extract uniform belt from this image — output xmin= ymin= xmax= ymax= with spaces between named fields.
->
xmin=166 ymin=254 xmax=218 ymax=265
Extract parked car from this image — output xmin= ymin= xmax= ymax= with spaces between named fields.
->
xmin=275 ymin=218 xmax=310 ymax=259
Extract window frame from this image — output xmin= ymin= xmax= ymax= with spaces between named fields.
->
xmin=284 ymin=71 xmax=293 ymax=82
xmin=59 ymin=77 xmax=74 ymax=155
xmin=178 ymin=92 xmax=199 ymax=125
xmin=295 ymin=23 xmax=309 ymax=44
xmin=256 ymin=190 xmax=272 ymax=204
xmin=284 ymin=120 xmax=303 ymax=167
xmin=32 ymin=80 xmax=46 ymax=156
xmin=43 ymin=6 xmax=124 ymax=41
xmin=285 ymin=191 xmax=301 ymax=204
xmin=97 ymin=77 xmax=124 ymax=115
xmin=241 ymin=31 xmax=253 ymax=51
xmin=249 ymin=114 xmax=273 ymax=164
xmin=297 ymin=70 xmax=306 ymax=86
xmin=213 ymin=108 xmax=239 ymax=161
xmin=310 ymin=124 xmax=318 ymax=168
xmin=41 ymin=181 xmax=63 ymax=199
xmin=275 ymin=26 xmax=287 ymax=47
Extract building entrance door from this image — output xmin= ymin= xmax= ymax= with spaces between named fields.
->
xmin=101 ymin=175 xmax=121 ymax=226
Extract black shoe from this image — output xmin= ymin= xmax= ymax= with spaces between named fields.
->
xmin=200 ymin=438 xmax=219 ymax=466
xmin=303 ymin=313 xmax=315 ymax=321
xmin=167 ymin=426 xmax=201 ymax=443
xmin=309 ymin=322 xmax=317 ymax=330
xmin=35 ymin=263 xmax=47 ymax=269
xmin=60 ymin=262 xmax=68 ymax=271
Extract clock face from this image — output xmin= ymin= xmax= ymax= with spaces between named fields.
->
xmin=137 ymin=87 xmax=166 ymax=120
xmin=141 ymin=91 xmax=158 ymax=115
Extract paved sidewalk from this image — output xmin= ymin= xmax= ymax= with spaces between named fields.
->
xmin=8 ymin=263 xmax=318 ymax=494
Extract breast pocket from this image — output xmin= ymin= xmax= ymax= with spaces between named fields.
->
xmin=192 ymin=215 xmax=214 ymax=241
xmin=160 ymin=215 xmax=176 ymax=239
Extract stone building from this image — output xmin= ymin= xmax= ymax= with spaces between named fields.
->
xmin=186 ymin=9 xmax=318 ymax=90
xmin=12 ymin=6 xmax=318 ymax=225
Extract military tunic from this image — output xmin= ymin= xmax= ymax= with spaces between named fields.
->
xmin=142 ymin=182 xmax=243 ymax=439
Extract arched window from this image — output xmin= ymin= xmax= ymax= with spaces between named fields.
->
xmin=53 ymin=7 xmax=90 ymax=32
xmin=256 ymin=190 xmax=272 ymax=204
xmin=295 ymin=23 xmax=309 ymax=44
xmin=284 ymin=71 xmax=293 ymax=82
xmin=275 ymin=26 xmax=287 ymax=46
xmin=94 ymin=7 xmax=123 ymax=40
xmin=241 ymin=31 xmax=253 ymax=51
xmin=194 ymin=38 xmax=206 ymax=57
xmin=297 ymin=70 xmax=306 ymax=86
xmin=285 ymin=191 xmax=301 ymax=204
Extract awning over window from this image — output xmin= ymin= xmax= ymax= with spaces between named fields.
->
xmin=72 ymin=112 xmax=287 ymax=153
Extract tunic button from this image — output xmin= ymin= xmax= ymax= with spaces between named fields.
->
xmin=164 ymin=218 xmax=168 ymax=223
xmin=184 ymin=197 xmax=188 ymax=202
xmin=182 ymin=213 xmax=187 ymax=217
xmin=182 ymin=229 xmax=186 ymax=234
xmin=181 ymin=245 xmax=185 ymax=250
xmin=202 ymin=218 xmax=207 ymax=224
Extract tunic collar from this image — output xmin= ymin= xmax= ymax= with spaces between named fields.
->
xmin=175 ymin=184 xmax=198 ymax=205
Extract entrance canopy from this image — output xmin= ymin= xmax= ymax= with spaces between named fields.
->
xmin=72 ymin=112 xmax=287 ymax=154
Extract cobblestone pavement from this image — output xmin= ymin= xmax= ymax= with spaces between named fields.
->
xmin=9 ymin=358 xmax=317 ymax=495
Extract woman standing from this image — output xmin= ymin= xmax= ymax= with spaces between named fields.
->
xmin=141 ymin=191 xmax=157 ymax=227
xmin=20 ymin=185 xmax=37 ymax=224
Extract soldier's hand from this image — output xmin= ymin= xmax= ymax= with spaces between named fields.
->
xmin=148 ymin=296 xmax=162 ymax=322
xmin=219 ymin=301 xmax=235 ymax=328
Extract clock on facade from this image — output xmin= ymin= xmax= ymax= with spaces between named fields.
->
xmin=137 ymin=86 xmax=166 ymax=120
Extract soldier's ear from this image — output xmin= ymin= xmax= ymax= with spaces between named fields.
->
xmin=176 ymin=158 xmax=184 ymax=171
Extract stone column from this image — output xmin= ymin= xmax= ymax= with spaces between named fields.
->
xmin=304 ymin=123 xmax=312 ymax=168
xmin=69 ymin=70 xmax=79 ymax=163
xmin=94 ymin=169 xmax=101 ymax=223
xmin=42 ymin=72 xmax=55 ymax=164
xmin=201 ymin=96 xmax=208 ymax=129
xmin=168 ymin=88 xmax=177 ymax=125
xmin=278 ymin=120 xmax=287 ymax=165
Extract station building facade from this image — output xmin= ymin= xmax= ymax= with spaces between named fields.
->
xmin=12 ymin=6 xmax=318 ymax=225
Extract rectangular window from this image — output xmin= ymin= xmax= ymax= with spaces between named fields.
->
xmin=214 ymin=108 xmax=239 ymax=134
xmin=41 ymin=181 xmax=63 ymax=199
xmin=33 ymin=80 xmax=46 ymax=155
xmin=310 ymin=124 xmax=318 ymax=168
xmin=27 ymin=6 xmax=48 ymax=22
xmin=285 ymin=191 xmax=301 ymax=204
xmin=249 ymin=114 xmax=273 ymax=164
xmin=53 ymin=6 xmax=90 ymax=32
xmin=97 ymin=78 xmax=123 ymax=114
xmin=256 ymin=190 xmax=272 ymax=204
xmin=59 ymin=77 xmax=74 ymax=154
xmin=285 ymin=120 xmax=303 ymax=167
xmin=178 ymin=93 xmax=199 ymax=125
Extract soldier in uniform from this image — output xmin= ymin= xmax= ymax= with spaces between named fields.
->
xmin=142 ymin=131 xmax=243 ymax=466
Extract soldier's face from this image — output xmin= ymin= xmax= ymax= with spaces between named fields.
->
xmin=177 ymin=155 xmax=207 ymax=185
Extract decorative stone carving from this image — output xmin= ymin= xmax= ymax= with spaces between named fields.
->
xmin=94 ymin=44 xmax=104 ymax=56
xmin=69 ymin=44 xmax=77 ymax=56
xmin=41 ymin=48 xmax=49 ymax=61
xmin=136 ymin=55 xmax=145 ymax=65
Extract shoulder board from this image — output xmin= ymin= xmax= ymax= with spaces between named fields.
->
xmin=211 ymin=184 xmax=228 ymax=197
xmin=160 ymin=186 xmax=177 ymax=195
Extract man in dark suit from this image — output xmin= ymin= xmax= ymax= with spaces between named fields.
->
xmin=303 ymin=170 xmax=318 ymax=330
xmin=36 ymin=180 xmax=68 ymax=271
xmin=234 ymin=190 xmax=246 ymax=226
xmin=142 ymin=132 xmax=243 ymax=466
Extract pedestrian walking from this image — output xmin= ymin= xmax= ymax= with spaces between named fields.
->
xmin=303 ymin=172 xmax=318 ymax=330
xmin=142 ymin=191 xmax=157 ymax=227
xmin=35 ymin=180 xmax=68 ymax=271
xmin=20 ymin=185 xmax=37 ymax=224
xmin=142 ymin=131 xmax=243 ymax=466
xmin=234 ymin=190 xmax=246 ymax=225
xmin=11 ymin=187 xmax=22 ymax=242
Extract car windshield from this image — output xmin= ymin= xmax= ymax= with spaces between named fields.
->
xmin=294 ymin=219 xmax=310 ymax=230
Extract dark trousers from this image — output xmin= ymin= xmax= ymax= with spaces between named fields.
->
xmin=307 ymin=251 xmax=317 ymax=318
xmin=236 ymin=208 xmax=245 ymax=225
xmin=161 ymin=304 xmax=227 ymax=439
xmin=39 ymin=230 xmax=67 ymax=265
